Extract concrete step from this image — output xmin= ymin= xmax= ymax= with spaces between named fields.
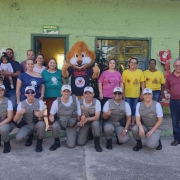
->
xmin=9 ymin=114 xmax=173 ymax=139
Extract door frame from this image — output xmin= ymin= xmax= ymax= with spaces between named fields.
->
xmin=31 ymin=34 xmax=69 ymax=56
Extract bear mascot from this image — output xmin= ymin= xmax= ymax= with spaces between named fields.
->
xmin=62 ymin=41 xmax=100 ymax=98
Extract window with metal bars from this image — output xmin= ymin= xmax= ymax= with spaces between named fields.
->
xmin=96 ymin=38 xmax=151 ymax=73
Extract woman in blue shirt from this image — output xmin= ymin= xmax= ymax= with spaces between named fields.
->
xmin=41 ymin=58 xmax=65 ymax=130
xmin=16 ymin=59 xmax=44 ymax=104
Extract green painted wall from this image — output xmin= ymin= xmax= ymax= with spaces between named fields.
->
xmin=0 ymin=0 xmax=180 ymax=71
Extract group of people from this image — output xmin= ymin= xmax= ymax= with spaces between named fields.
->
xmin=0 ymin=48 xmax=179 ymax=154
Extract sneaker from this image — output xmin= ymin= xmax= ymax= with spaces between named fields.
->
xmin=10 ymin=84 xmax=14 ymax=89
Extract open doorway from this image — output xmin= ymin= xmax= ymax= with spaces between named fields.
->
xmin=31 ymin=34 xmax=69 ymax=69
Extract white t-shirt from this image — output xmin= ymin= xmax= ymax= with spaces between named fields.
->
xmin=50 ymin=96 xmax=81 ymax=115
xmin=0 ymin=99 xmax=13 ymax=111
xmin=79 ymin=99 xmax=101 ymax=114
xmin=103 ymin=100 xmax=131 ymax=116
xmin=135 ymin=102 xmax=163 ymax=117
xmin=0 ymin=63 xmax=14 ymax=72
xmin=33 ymin=65 xmax=46 ymax=74
xmin=17 ymin=99 xmax=44 ymax=111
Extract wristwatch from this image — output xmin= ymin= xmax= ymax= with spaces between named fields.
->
xmin=125 ymin=129 xmax=128 ymax=133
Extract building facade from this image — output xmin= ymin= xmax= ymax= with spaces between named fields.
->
xmin=0 ymin=0 xmax=180 ymax=72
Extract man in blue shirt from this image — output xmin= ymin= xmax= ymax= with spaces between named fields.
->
xmin=2 ymin=48 xmax=21 ymax=113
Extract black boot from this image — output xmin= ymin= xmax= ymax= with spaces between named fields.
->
xmin=94 ymin=137 xmax=102 ymax=152
xmin=25 ymin=133 xmax=34 ymax=146
xmin=116 ymin=135 xmax=122 ymax=145
xmin=88 ymin=128 xmax=94 ymax=140
xmin=50 ymin=138 xmax=60 ymax=151
xmin=156 ymin=139 xmax=162 ymax=150
xmin=106 ymin=139 xmax=112 ymax=150
xmin=133 ymin=140 xmax=142 ymax=151
xmin=3 ymin=141 xmax=11 ymax=153
xmin=36 ymin=138 xmax=43 ymax=152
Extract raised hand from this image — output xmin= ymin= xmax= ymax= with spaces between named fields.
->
xmin=80 ymin=113 xmax=87 ymax=126
xmin=92 ymin=63 xmax=100 ymax=79
xmin=106 ymin=109 xmax=111 ymax=116
xmin=62 ymin=60 xmax=69 ymax=78
xmin=18 ymin=105 xmax=25 ymax=115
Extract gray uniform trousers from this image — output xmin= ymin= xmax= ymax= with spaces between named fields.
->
xmin=77 ymin=120 xmax=100 ymax=146
xmin=104 ymin=121 xmax=129 ymax=143
xmin=0 ymin=122 xmax=14 ymax=142
xmin=52 ymin=121 xmax=76 ymax=149
xmin=16 ymin=121 xmax=45 ymax=141
xmin=132 ymin=124 xmax=162 ymax=149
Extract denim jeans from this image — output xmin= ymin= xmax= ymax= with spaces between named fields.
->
xmin=152 ymin=90 xmax=161 ymax=102
xmin=170 ymin=99 xmax=180 ymax=141
xmin=4 ymin=89 xmax=17 ymax=111
xmin=125 ymin=97 xmax=139 ymax=116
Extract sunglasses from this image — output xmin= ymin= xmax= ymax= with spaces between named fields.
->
xmin=114 ymin=92 xmax=122 ymax=95
xmin=25 ymin=90 xmax=35 ymax=94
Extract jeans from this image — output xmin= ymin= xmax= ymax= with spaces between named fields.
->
xmin=5 ymin=89 xmax=17 ymax=111
xmin=125 ymin=97 xmax=139 ymax=116
xmin=170 ymin=99 xmax=180 ymax=141
xmin=152 ymin=90 xmax=161 ymax=102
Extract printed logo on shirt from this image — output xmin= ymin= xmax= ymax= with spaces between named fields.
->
xmin=75 ymin=77 xmax=85 ymax=88
xmin=152 ymin=78 xmax=158 ymax=84
xmin=51 ymin=77 xmax=58 ymax=85
xmin=133 ymin=78 xmax=139 ymax=85
xmin=149 ymin=112 xmax=155 ymax=118
xmin=108 ymin=76 xmax=117 ymax=87
xmin=74 ymin=69 xmax=87 ymax=77
xmin=30 ymin=80 xmax=38 ymax=88
xmin=127 ymin=79 xmax=131 ymax=84
xmin=146 ymin=77 xmax=150 ymax=81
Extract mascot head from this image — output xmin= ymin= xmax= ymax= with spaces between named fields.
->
xmin=66 ymin=41 xmax=96 ymax=70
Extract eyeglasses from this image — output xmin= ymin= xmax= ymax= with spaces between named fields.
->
xmin=25 ymin=90 xmax=35 ymax=94
xmin=174 ymin=65 xmax=180 ymax=68
xmin=114 ymin=92 xmax=122 ymax=95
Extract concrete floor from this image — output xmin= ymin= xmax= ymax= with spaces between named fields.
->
xmin=0 ymin=136 xmax=180 ymax=180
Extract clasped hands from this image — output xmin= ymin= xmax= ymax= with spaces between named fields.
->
xmin=139 ymin=126 xmax=153 ymax=138
xmin=79 ymin=113 xmax=88 ymax=127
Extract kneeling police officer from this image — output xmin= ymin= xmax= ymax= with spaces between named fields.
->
xmin=49 ymin=84 xmax=81 ymax=150
xmin=102 ymin=87 xmax=131 ymax=149
xmin=0 ymin=85 xmax=14 ymax=153
xmin=14 ymin=86 xmax=45 ymax=152
xmin=77 ymin=86 xmax=102 ymax=152
xmin=132 ymin=88 xmax=163 ymax=151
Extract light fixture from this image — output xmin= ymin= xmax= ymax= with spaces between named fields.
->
xmin=57 ymin=53 xmax=64 ymax=69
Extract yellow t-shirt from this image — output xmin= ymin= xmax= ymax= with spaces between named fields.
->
xmin=122 ymin=69 xmax=145 ymax=98
xmin=144 ymin=70 xmax=165 ymax=91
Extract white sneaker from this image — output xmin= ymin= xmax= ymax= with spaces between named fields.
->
xmin=10 ymin=84 xmax=14 ymax=89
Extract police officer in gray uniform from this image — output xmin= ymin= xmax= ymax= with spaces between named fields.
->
xmin=102 ymin=87 xmax=131 ymax=149
xmin=0 ymin=85 xmax=14 ymax=153
xmin=14 ymin=86 xmax=45 ymax=152
xmin=132 ymin=88 xmax=163 ymax=151
xmin=77 ymin=86 xmax=102 ymax=152
xmin=49 ymin=84 xmax=81 ymax=150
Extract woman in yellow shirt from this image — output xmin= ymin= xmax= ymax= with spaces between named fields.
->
xmin=144 ymin=59 xmax=165 ymax=102
xmin=122 ymin=58 xmax=145 ymax=126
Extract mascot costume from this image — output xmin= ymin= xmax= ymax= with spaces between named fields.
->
xmin=62 ymin=41 xmax=100 ymax=97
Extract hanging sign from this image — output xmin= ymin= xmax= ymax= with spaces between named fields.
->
xmin=43 ymin=25 xmax=59 ymax=34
